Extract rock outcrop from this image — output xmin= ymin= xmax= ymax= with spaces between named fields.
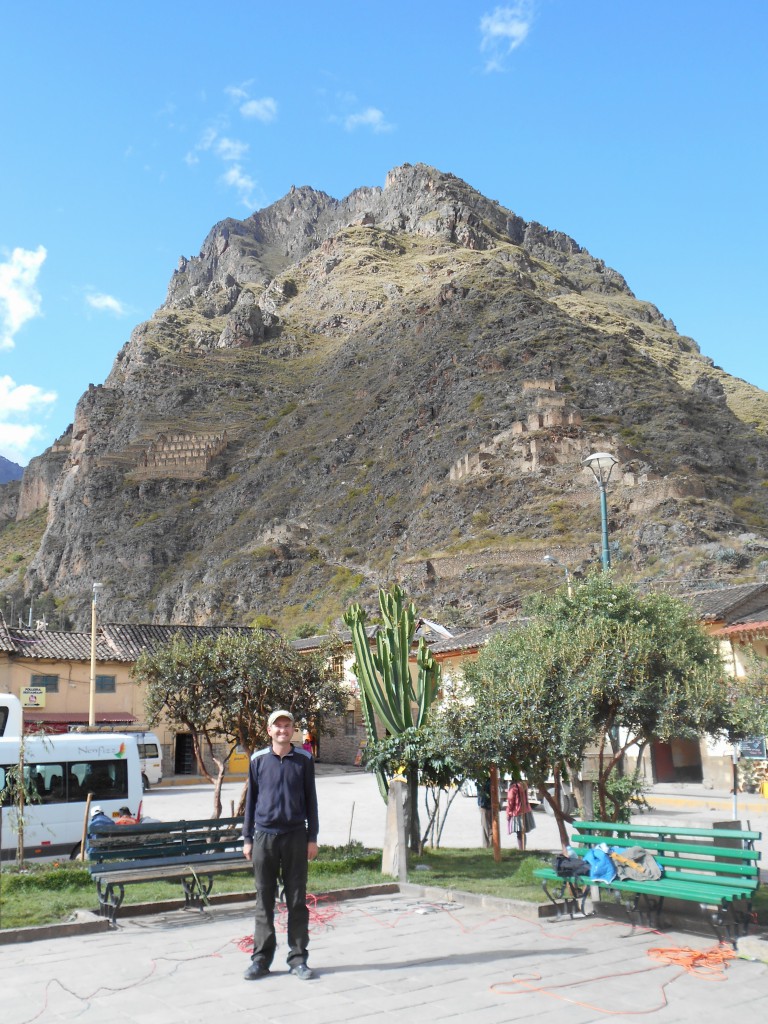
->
xmin=2 ymin=164 xmax=767 ymax=630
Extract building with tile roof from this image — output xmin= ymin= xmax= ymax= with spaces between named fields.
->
xmin=0 ymin=621 xmax=281 ymax=778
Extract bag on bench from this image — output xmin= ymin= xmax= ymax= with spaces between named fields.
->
xmin=609 ymin=845 xmax=663 ymax=881
xmin=552 ymin=854 xmax=590 ymax=879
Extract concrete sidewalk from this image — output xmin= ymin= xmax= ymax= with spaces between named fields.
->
xmin=3 ymin=891 xmax=766 ymax=1024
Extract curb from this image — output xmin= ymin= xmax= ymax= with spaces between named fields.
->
xmin=398 ymin=881 xmax=550 ymax=920
xmin=0 ymin=910 xmax=110 ymax=945
xmin=0 ymin=884 xmax=400 ymax=946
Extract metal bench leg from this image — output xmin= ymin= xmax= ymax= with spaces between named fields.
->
xmin=540 ymin=879 xmax=592 ymax=919
xmin=710 ymin=900 xmax=753 ymax=949
xmin=96 ymin=879 xmax=125 ymax=927
xmin=180 ymin=873 xmax=214 ymax=911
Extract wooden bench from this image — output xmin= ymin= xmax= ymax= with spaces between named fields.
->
xmin=87 ymin=816 xmax=249 ymax=925
xmin=534 ymin=820 xmax=762 ymax=946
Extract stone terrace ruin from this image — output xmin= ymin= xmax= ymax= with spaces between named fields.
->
xmin=134 ymin=431 xmax=228 ymax=480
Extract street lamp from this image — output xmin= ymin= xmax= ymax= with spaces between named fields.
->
xmin=583 ymin=451 xmax=619 ymax=571
xmin=88 ymin=582 xmax=103 ymax=727
xmin=542 ymin=555 xmax=573 ymax=597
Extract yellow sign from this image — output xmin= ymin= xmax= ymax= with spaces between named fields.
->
xmin=21 ymin=686 xmax=46 ymax=708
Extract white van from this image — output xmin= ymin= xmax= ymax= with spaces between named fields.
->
xmin=135 ymin=732 xmax=163 ymax=791
xmin=0 ymin=693 xmax=143 ymax=860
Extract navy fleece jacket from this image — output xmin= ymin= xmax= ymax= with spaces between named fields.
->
xmin=242 ymin=744 xmax=319 ymax=843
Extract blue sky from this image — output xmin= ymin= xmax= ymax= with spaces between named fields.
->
xmin=1 ymin=1 xmax=766 ymax=465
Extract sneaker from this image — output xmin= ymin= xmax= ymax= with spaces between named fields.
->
xmin=289 ymin=963 xmax=314 ymax=981
xmin=243 ymin=961 xmax=270 ymax=980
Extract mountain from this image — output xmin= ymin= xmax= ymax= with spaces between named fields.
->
xmin=0 ymin=456 xmax=23 ymax=484
xmin=2 ymin=164 xmax=768 ymax=631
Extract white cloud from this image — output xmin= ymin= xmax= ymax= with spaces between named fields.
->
xmin=85 ymin=292 xmax=126 ymax=315
xmin=480 ymin=3 xmax=534 ymax=71
xmin=216 ymin=136 xmax=249 ymax=161
xmin=225 ymin=81 xmax=252 ymax=102
xmin=240 ymin=97 xmax=278 ymax=123
xmin=0 ymin=245 xmax=47 ymax=350
xmin=0 ymin=375 xmax=56 ymax=414
xmin=343 ymin=107 xmax=394 ymax=133
xmin=0 ymin=374 xmax=57 ymax=463
xmin=221 ymin=164 xmax=257 ymax=207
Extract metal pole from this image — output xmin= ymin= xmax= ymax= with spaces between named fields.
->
xmin=732 ymin=744 xmax=739 ymax=820
xmin=599 ymin=482 xmax=611 ymax=570
xmin=88 ymin=583 xmax=102 ymax=727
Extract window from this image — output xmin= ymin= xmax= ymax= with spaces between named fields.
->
xmin=26 ymin=761 xmax=67 ymax=803
xmin=344 ymin=710 xmax=356 ymax=736
xmin=330 ymin=655 xmax=345 ymax=680
xmin=71 ymin=759 xmax=129 ymax=801
xmin=95 ymin=674 xmax=116 ymax=694
xmin=31 ymin=674 xmax=59 ymax=693
xmin=0 ymin=765 xmax=11 ymax=806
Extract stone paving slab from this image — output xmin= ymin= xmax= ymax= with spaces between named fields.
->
xmin=2 ymin=893 xmax=766 ymax=1024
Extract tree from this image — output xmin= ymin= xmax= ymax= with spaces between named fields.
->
xmin=362 ymin=725 xmax=466 ymax=849
xmin=463 ymin=571 xmax=768 ymax=847
xmin=0 ymin=737 xmax=42 ymax=866
xmin=134 ymin=629 xmax=348 ymax=817
xmin=343 ymin=585 xmax=441 ymax=852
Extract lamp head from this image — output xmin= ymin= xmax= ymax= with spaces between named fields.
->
xmin=583 ymin=451 xmax=618 ymax=485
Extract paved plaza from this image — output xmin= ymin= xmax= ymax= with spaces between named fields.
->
xmin=3 ymin=773 xmax=767 ymax=1021
xmin=3 ymin=889 xmax=766 ymax=1024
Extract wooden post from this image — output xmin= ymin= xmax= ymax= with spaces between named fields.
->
xmin=80 ymin=793 xmax=93 ymax=861
xmin=490 ymin=765 xmax=502 ymax=862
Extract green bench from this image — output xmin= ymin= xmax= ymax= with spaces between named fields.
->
xmin=87 ymin=816 xmax=249 ymax=925
xmin=534 ymin=820 xmax=761 ymax=946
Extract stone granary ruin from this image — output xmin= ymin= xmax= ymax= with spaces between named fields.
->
xmin=449 ymin=379 xmax=583 ymax=481
xmin=136 ymin=431 xmax=228 ymax=480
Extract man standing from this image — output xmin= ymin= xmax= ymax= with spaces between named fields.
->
xmin=242 ymin=709 xmax=319 ymax=981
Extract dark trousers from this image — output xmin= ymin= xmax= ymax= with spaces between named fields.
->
xmin=251 ymin=829 xmax=310 ymax=969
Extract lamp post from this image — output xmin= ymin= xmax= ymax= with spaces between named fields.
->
xmin=583 ymin=452 xmax=619 ymax=570
xmin=88 ymin=582 xmax=103 ymax=727
xmin=542 ymin=555 xmax=573 ymax=597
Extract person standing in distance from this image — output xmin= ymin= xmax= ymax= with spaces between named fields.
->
xmin=242 ymin=709 xmax=319 ymax=981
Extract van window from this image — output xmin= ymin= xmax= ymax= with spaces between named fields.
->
xmin=25 ymin=761 xmax=67 ymax=803
xmin=71 ymin=759 xmax=129 ymax=801
xmin=138 ymin=742 xmax=159 ymax=759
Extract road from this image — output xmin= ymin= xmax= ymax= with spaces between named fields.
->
xmin=140 ymin=767 xmax=768 ymax=872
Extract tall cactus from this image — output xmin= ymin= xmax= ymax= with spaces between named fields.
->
xmin=343 ymin=585 xmax=441 ymax=846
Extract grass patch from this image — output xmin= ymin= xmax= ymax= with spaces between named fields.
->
xmin=409 ymin=847 xmax=549 ymax=901
xmin=0 ymin=845 xmax=384 ymax=930
xmin=6 ymin=845 xmax=763 ymax=932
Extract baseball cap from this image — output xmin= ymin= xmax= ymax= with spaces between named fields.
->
xmin=268 ymin=709 xmax=295 ymax=728
xmin=91 ymin=805 xmax=103 ymax=816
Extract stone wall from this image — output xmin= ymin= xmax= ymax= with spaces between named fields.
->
xmin=134 ymin=431 xmax=228 ymax=480
xmin=319 ymin=709 xmax=367 ymax=765
xmin=398 ymin=544 xmax=595 ymax=588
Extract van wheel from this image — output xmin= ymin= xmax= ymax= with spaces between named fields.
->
xmin=70 ymin=843 xmax=83 ymax=861
xmin=142 ymin=774 xmax=150 ymax=792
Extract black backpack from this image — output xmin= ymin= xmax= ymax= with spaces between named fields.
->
xmin=552 ymin=854 xmax=590 ymax=879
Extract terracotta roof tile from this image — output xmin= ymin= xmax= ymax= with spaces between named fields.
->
xmin=3 ymin=627 xmax=115 ymax=660
xmin=676 ymin=583 xmax=768 ymax=622
xmin=100 ymin=623 xmax=273 ymax=661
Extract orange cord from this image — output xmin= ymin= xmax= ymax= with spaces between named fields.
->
xmin=647 ymin=943 xmax=737 ymax=979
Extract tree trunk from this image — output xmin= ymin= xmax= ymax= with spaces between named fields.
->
xmin=490 ymin=765 xmax=502 ymax=862
xmin=406 ymin=766 xmax=420 ymax=852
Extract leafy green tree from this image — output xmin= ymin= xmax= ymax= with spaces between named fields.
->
xmin=463 ymin=571 xmax=768 ymax=846
xmin=135 ymin=629 xmax=348 ymax=817
xmin=362 ymin=725 xmax=466 ymax=849
xmin=343 ymin=585 xmax=441 ymax=851
xmin=0 ymin=741 xmax=42 ymax=866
